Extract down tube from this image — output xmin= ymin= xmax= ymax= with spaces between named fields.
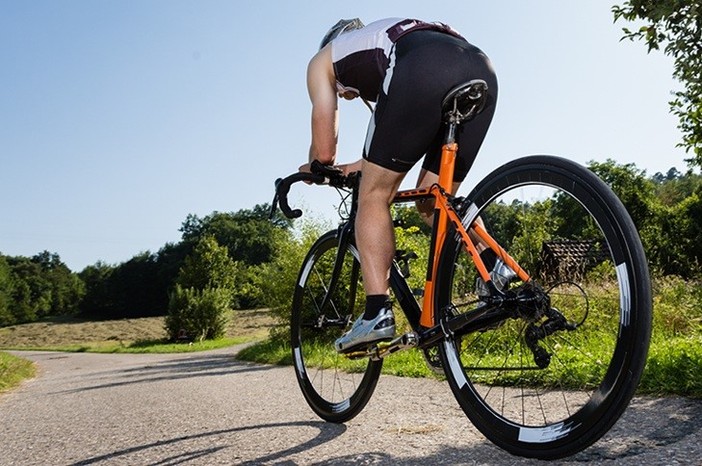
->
xmin=389 ymin=263 xmax=422 ymax=331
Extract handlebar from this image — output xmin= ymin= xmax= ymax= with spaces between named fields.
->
xmin=270 ymin=161 xmax=358 ymax=220
xmin=273 ymin=172 xmax=325 ymax=219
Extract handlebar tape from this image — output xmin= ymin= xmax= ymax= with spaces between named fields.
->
xmin=274 ymin=172 xmax=325 ymax=219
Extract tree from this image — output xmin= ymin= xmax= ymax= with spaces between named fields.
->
xmin=588 ymin=160 xmax=659 ymax=227
xmin=6 ymin=257 xmax=52 ymax=323
xmin=0 ymin=256 xmax=14 ymax=326
xmin=31 ymin=251 xmax=84 ymax=315
xmin=654 ymin=168 xmax=702 ymax=206
xmin=613 ymin=1 xmax=702 ymax=166
xmin=79 ymin=253 xmax=165 ymax=320
xmin=78 ymin=262 xmax=116 ymax=317
xmin=179 ymin=204 xmax=291 ymax=266
xmin=658 ymin=183 xmax=702 ymax=277
xmin=392 ymin=204 xmax=432 ymax=235
xmin=586 ymin=159 xmax=672 ymax=272
xmin=177 ymin=204 xmax=294 ymax=309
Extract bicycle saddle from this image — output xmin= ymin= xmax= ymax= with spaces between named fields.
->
xmin=441 ymin=79 xmax=489 ymax=125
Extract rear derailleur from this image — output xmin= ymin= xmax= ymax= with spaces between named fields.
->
xmin=524 ymin=307 xmax=578 ymax=369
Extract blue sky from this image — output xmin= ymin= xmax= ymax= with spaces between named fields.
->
xmin=0 ymin=1 xmax=689 ymax=271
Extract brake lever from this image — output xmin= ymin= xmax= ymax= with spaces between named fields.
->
xmin=310 ymin=160 xmax=343 ymax=177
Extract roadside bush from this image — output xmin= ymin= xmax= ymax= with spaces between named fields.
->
xmin=165 ymin=236 xmax=237 ymax=341
xmin=165 ymin=285 xmax=230 ymax=341
xmin=261 ymin=210 xmax=430 ymax=339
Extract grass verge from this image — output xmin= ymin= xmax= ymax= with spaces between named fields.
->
xmin=237 ymin=334 xmax=702 ymax=398
xmin=237 ymin=338 xmax=439 ymax=379
xmin=0 ymin=352 xmax=36 ymax=394
xmin=638 ymin=335 xmax=702 ymax=397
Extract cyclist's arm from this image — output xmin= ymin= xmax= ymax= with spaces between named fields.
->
xmin=306 ymin=46 xmax=338 ymax=166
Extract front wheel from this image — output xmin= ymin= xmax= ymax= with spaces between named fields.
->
xmin=436 ymin=155 xmax=652 ymax=459
xmin=291 ymin=230 xmax=382 ymax=423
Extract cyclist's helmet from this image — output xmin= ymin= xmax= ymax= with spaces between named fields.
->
xmin=319 ymin=18 xmax=364 ymax=50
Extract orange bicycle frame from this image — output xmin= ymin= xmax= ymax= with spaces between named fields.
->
xmin=394 ymin=141 xmax=530 ymax=328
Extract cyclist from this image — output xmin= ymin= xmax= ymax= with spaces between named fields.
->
xmin=300 ymin=18 xmax=498 ymax=353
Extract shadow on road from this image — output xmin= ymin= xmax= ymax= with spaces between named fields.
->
xmin=69 ymin=420 xmax=347 ymax=465
xmin=66 ymin=396 xmax=702 ymax=465
xmin=56 ymin=353 xmax=273 ymax=394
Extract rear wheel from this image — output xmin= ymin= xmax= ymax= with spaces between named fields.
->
xmin=291 ymin=230 xmax=382 ymax=423
xmin=436 ymin=156 xmax=652 ymax=459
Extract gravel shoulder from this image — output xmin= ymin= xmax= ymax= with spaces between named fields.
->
xmin=1 ymin=348 xmax=700 ymax=465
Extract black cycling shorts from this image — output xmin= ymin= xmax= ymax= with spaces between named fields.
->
xmin=363 ymin=30 xmax=498 ymax=182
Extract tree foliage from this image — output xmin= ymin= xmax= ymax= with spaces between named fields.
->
xmin=2 ymin=168 xmax=701 ymax=332
xmin=613 ymin=1 xmax=702 ymax=166
xmin=176 ymin=235 xmax=238 ymax=291
xmin=79 ymin=253 xmax=163 ymax=320
xmin=0 ymin=256 xmax=14 ymax=326
xmin=180 ymin=203 xmax=291 ymax=266
xmin=0 ymin=252 xmax=84 ymax=326
xmin=575 ymin=160 xmax=702 ymax=277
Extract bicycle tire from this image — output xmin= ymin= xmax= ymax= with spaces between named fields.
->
xmin=291 ymin=230 xmax=382 ymax=423
xmin=435 ymin=155 xmax=652 ymax=459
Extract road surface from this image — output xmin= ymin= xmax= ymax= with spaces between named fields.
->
xmin=1 ymin=347 xmax=700 ymax=465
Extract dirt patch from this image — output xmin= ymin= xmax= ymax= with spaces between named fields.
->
xmin=0 ymin=309 xmax=277 ymax=349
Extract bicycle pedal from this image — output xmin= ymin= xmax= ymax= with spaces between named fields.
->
xmin=343 ymin=349 xmax=373 ymax=360
xmin=338 ymin=340 xmax=386 ymax=358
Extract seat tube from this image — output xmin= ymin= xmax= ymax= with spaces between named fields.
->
xmin=420 ymin=142 xmax=458 ymax=328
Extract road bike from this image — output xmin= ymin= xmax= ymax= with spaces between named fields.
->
xmin=271 ymin=80 xmax=652 ymax=460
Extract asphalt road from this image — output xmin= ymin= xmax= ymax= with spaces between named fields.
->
xmin=1 ymin=347 xmax=701 ymax=465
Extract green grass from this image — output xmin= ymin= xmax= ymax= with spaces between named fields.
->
xmin=238 ymin=338 xmax=439 ymax=379
xmin=0 ymin=352 xmax=36 ymax=394
xmin=3 ymin=275 xmax=702 ymax=399
xmin=639 ymin=334 xmax=702 ymax=397
xmin=238 ymin=333 xmax=702 ymax=398
xmin=238 ymin=276 xmax=702 ymax=398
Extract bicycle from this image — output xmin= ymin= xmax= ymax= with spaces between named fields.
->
xmin=271 ymin=79 xmax=652 ymax=460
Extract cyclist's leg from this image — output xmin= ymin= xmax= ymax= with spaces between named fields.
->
xmin=334 ymin=161 xmax=403 ymax=352
xmin=355 ymin=160 xmax=405 ymax=297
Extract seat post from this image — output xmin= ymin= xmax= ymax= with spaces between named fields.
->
xmin=437 ymin=79 xmax=488 ymax=191
xmin=438 ymin=122 xmax=459 ymax=191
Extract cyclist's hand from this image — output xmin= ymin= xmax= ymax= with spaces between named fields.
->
xmin=336 ymin=158 xmax=363 ymax=176
xmin=298 ymin=163 xmax=315 ymax=184
xmin=299 ymin=161 xmax=343 ymax=175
